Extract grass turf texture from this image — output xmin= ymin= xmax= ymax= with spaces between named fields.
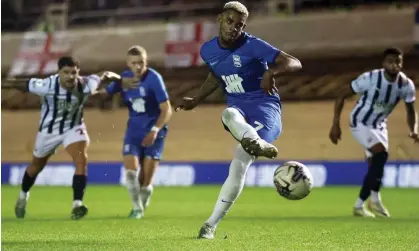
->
xmin=2 ymin=186 xmax=418 ymax=251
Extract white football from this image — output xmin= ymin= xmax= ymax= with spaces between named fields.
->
xmin=273 ymin=161 xmax=313 ymax=200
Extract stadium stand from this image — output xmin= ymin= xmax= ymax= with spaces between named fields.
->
xmin=2 ymin=0 xmax=415 ymax=31
xmin=2 ymin=52 xmax=418 ymax=109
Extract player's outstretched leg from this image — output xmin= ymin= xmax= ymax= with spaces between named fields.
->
xmin=15 ymin=155 xmax=50 ymax=219
xmin=221 ymin=107 xmax=278 ymax=159
xmin=66 ymin=140 xmax=89 ymax=220
xmin=354 ymin=143 xmax=390 ymax=217
xmin=124 ymin=155 xmax=143 ymax=219
xmin=198 ymin=145 xmax=255 ymax=239
xmin=138 ymin=157 xmax=158 ymax=211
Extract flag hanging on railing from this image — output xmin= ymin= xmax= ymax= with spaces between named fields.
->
xmin=8 ymin=31 xmax=72 ymax=77
xmin=164 ymin=21 xmax=216 ymax=68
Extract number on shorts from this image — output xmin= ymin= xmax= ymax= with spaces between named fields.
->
xmin=254 ymin=121 xmax=264 ymax=131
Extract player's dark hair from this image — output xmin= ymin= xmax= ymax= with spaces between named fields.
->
xmin=383 ymin=47 xmax=403 ymax=58
xmin=57 ymin=56 xmax=79 ymax=70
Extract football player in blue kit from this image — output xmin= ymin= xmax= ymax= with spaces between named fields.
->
xmin=175 ymin=1 xmax=302 ymax=239
xmin=97 ymin=45 xmax=173 ymax=219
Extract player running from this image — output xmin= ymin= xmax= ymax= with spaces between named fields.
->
xmin=329 ymin=47 xmax=418 ymax=218
xmin=95 ymin=45 xmax=173 ymax=219
xmin=3 ymin=56 xmax=122 ymax=220
xmin=175 ymin=1 xmax=302 ymax=239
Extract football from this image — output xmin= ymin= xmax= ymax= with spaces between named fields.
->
xmin=273 ymin=161 xmax=313 ymax=200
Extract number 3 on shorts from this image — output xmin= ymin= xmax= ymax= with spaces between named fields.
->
xmin=254 ymin=121 xmax=264 ymax=132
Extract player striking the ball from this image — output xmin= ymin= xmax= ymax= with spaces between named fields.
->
xmin=3 ymin=56 xmax=122 ymax=220
xmin=96 ymin=45 xmax=172 ymax=219
xmin=175 ymin=1 xmax=302 ymax=239
xmin=329 ymin=47 xmax=418 ymax=218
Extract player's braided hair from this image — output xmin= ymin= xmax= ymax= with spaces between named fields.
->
xmin=223 ymin=1 xmax=249 ymax=18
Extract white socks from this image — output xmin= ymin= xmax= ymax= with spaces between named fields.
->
xmin=125 ymin=169 xmax=142 ymax=211
xmin=206 ymin=145 xmax=255 ymax=228
xmin=355 ymin=198 xmax=364 ymax=208
xmin=73 ymin=200 xmax=83 ymax=208
xmin=139 ymin=185 xmax=153 ymax=209
xmin=355 ymin=191 xmax=382 ymax=208
xmin=19 ymin=191 xmax=29 ymax=200
xmin=221 ymin=108 xmax=260 ymax=141
xmin=370 ymin=191 xmax=381 ymax=203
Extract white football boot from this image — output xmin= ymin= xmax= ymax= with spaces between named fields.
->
xmin=197 ymin=223 xmax=215 ymax=239
xmin=368 ymin=200 xmax=391 ymax=217
xmin=353 ymin=206 xmax=376 ymax=218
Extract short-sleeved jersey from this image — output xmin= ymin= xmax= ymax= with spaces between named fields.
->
xmin=105 ymin=68 xmax=169 ymax=137
xmin=29 ymin=74 xmax=100 ymax=135
xmin=200 ymin=32 xmax=281 ymax=106
xmin=350 ymin=69 xmax=416 ymax=128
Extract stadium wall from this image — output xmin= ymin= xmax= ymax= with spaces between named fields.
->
xmin=1 ymin=7 xmax=415 ymax=72
xmin=2 ymin=161 xmax=419 ymax=187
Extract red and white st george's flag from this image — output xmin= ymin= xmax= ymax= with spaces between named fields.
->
xmin=164 ymin=21 xmax=216 ymax=68
xmin=9 ymin=31 xmax=72 ymax=77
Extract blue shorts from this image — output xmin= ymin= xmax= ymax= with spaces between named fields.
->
xmin=122 ymin=130 xmax=167 ymax=160
xmin=223 ymin=100 xmax=282 ymax=143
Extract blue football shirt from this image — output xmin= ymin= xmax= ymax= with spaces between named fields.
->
xmin=200 ymin=32 xmax=281 ymax=106
xmin=105 ymin=68 xmax=169 ymax=137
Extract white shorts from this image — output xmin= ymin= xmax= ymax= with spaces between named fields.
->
xmin=33 ymin=125 xmax=90 ymax=158
xmin=350 ymin=124 xmax=388 ymax=158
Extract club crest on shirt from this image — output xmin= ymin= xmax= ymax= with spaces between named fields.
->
xmin=139 ymin=86 xmax=146 ymax=96
xmin=233 ymin=55 xmax=242 ymax=68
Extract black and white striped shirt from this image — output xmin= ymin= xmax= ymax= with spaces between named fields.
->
xmin=350 ymin=69 xmax=416 ymax=128
xmin=28 ymin=74 xmax=101 ymax=135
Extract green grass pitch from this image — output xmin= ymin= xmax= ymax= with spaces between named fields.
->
xmin=2 ymin=186 xmax=418 ymax=251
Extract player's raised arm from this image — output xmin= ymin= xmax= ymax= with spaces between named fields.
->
xmin=269 ymin=51 xmax=302 ymax=76
xmin=3 ymin=78 xmax=35 ymax=92
xmin=175 ymin=71 xmax=221 ymax=111
xmin=261 ymin=51 xmax=302 ymax=95
xmin=251 ymin=38 xmax=302 ymax=94
xmin=404 ymin=80 xmax=418 ymax=143
xmin=2 ymin=77 xmax=52 ymax=95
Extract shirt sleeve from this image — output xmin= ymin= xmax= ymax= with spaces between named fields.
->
xmin=251 ymin=38 xmax=281 ymax=64
xmin=351 ymin=72 xmax=372 ymax=94
xmin=84 ymin=74 xmax=101 ymax=94
xmin=404 ymin=79 xmax=416 ymax=103
xmin=28 ymin=77 xmax=51 ymax=96
xmin=153 ymin=74 xmax=169 ymax=103
xmin=105 ymin=81 xmax=122 ymax=96
xmin=200 ymin=45 xmax=209 ymax=65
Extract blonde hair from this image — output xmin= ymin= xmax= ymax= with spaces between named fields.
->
xmin=127 ymin=45 xmax=147 ymax=58
xmin=223 ymin=1 xmax=249 ymax=18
